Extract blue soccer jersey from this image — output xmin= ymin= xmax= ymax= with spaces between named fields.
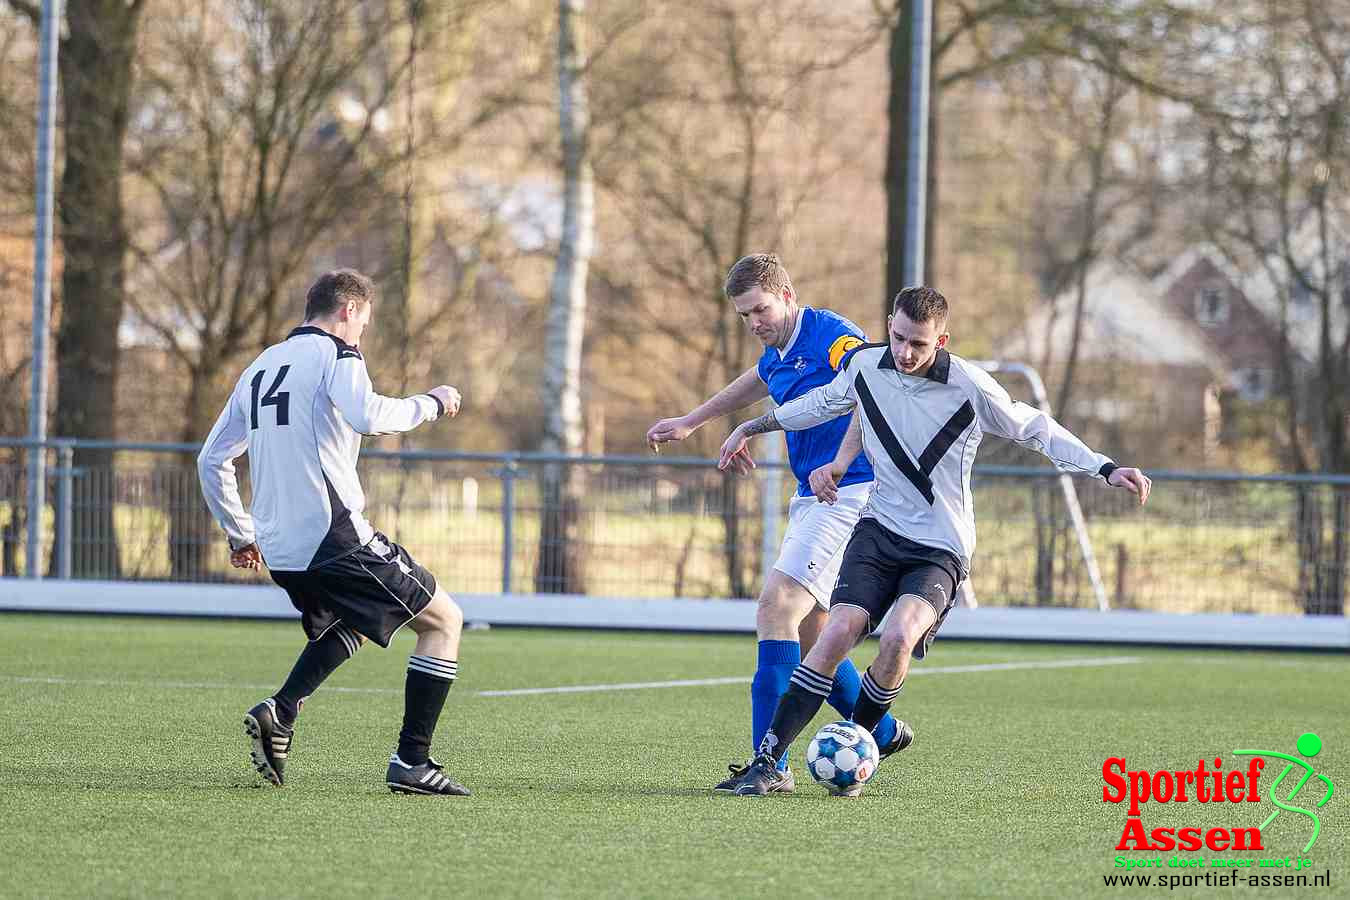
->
xmin=757 ymin=307 xmax=875 ymax=496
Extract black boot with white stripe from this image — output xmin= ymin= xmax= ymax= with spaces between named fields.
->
xmin=386 ymin=753 xmax=471 ymax=796
xmin=243 ymin=698 xmax=293 ymax=786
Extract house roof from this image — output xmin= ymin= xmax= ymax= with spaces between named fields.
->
xmin=1157 ymin=215 xmax=1350 ymax=364
xmin=1002 ymin=261 xmax=1228 ymax=375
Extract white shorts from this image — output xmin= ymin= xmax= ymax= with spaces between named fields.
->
xmin=772 ymin=481 xmax=872 ymax=608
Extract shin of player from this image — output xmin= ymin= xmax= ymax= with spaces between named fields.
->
xmin=199 ymin=269 xmax=471 ymax=795
xmin=724 ymin=285 xmax=1151 ymax=795
xmin=646 ymin=253 xmax=902 ymax=791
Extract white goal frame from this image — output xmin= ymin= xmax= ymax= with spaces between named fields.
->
xmin=969 ymin=360 xmax=1110 ymax=612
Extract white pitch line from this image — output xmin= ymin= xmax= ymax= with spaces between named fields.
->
xmin=476 ymin=676 xmax=751 ymax=697
xmin=474 ymin=656 xmax=1142 ymax=697
xmin=2 ymin=674 xmax=403 ymax=695
xmin=0 ymin=656 xmax=1141 ymax=699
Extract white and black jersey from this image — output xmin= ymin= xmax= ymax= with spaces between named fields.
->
xmin=773 ymin=345 xmax=1115 ymax=572
xmin=197 ymin=325 xmax=443 ymax=572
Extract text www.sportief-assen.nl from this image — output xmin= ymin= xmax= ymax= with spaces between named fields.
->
xmin=1102 ymin=871 xmax=1332 ymax=889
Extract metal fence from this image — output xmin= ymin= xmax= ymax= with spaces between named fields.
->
xmin=0 ymin=438 xmax=1347 ymax=618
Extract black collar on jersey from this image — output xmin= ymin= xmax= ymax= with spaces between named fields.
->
xmin=287 ymin=324 xmax=363 ymax=359
xmin=879 ymin=347 xmax=951 ymax=384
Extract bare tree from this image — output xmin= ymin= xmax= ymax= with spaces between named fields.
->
xmin=125 ymin=1 xmax=419 ymax=577
xmin=588 ymin=0 xmax=871 ymax=597
xmin=7 ymin=0 xmax=147 ymax=577
xmin=535 ymin=0 xmax=594 ymax=594
xmin=1201 ymin=0 xmax=1350 ymax=614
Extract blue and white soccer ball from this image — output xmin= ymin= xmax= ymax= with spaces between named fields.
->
xmin=806 ymin=721 xmax=880 ymax=796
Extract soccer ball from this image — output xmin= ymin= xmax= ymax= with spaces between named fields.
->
xmin=806 ymin=721 xmax=880 ymax=796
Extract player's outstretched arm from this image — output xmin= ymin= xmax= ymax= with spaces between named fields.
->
xmin=969 ymin=367 xmax=1150 ymax=502
xmin=718 ymin=364 xmax=856 ymax=473
xmin=808 ymin=412 xmax=862 ymax=504
xmin=328 ymin=349 xmax=455 ymax=435
xmin=717 ymin=410 xmax=781 ymax=472
xmin=647 ymin=366 xmax=767 ymax=452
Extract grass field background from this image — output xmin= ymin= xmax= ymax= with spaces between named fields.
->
xmin=1 ymin=613 xmax=1346 ymax=898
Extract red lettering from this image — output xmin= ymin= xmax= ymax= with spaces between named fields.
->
xmin=1178 ymin=827 xmax=1203 ymax=851
xmin=1206 ymin=827 xmax=1231 ymax=851
xmin=1150 ymin=826 xmax=1177 ymax=851
xmin=1231 ymin=827 xmax=1263 ymax=850
xmin=1246 ymin=758 xmax=1264 ymax=802
xmin=1128 ymin=770 xmax=1151 ymax=816
xmin=1152 ymin=771 xmax=1175 ymax=802
xmin=1195 ymin=761 xmax=1211 ymax=802
xmin=1212 ymin=758 xmax=1224 ymax=801
xmin=1226 ymin=770 xmax=1246 ymax=802
xmin=1103 ymin=758 xmax=1127 ymax=803
xmin=1116 ymin=818 xmax=1156 ymax=850
xmin=1174 ymin=770 xmax=1193 ymax=802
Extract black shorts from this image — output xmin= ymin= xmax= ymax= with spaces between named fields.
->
xmin=829 ymin=518 xmax=962 ymax=659
xmin=270 ymin=533 xmax=438 ymax=648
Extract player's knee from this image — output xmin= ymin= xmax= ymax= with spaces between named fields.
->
xmin=879 ymin=595 xmax=932 ymax=656
xmin=822 ymin=606 xmax=869 ymax=650
xmin=877 ymin=629 xmax=918 ymax=660
xmin=755 ymin=573 xmax=814 ymax=636
xmin=414 ymin=590 xmax=462 ymax=636
xmin=755 ymin=591 xmax=797 ymax=632
xmin=436 ymin=593 xmax=464 ymax=635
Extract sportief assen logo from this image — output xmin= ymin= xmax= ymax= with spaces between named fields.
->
xmin=1103 ymin=732 xmax=1335 ymax=855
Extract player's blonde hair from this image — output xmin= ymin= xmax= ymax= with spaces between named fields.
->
xmin=724 ymin=253 xmax=794 ymax=301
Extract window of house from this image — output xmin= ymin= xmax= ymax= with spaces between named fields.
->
xmin=1195 ymin=285 xmax=1229 ymax=325
xmin=1291 ymin=279 xmax=1314 ymax=311
xmin=1233 ymin=367 xmax=1271 ymax=402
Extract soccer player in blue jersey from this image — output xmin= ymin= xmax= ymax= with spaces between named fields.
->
xmin=647 ymin=253 xmax=909 ymax=793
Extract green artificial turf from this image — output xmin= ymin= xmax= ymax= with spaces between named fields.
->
xmin=0 ymin=614 xmax=1345 ymax=898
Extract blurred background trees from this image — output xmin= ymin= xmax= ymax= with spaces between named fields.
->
xmin=1 ymin=0 xmax=1346 ymax=474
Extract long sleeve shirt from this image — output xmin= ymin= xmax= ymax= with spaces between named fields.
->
xmin=773 ymin=344 xmax=1114 ymax=572
xmin=197 ymin=325 xmax=442 ymax=571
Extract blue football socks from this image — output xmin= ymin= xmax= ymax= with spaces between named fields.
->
xmin=751 ymin=640 xmax=799 ymax=771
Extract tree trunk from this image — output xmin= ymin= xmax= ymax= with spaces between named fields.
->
xmin=1294 ymin=487 xmax=1325 ymax=614
xmin=720 ymin=470 xmax=749 ymax=599
xmin=1032 ymin=480 xmax=1057 ymax=605
xmin=1329 ymin=488 xmax=1348 ymax=616
xmin=51 ymin=0 xmax=145 ymax=578
xmin=169 ymin=369 xmax=220 ymax=580
xmin=535 ymin=0 xmax=593 ymax=594
xmin=1055 ymin=70 xmax=1120 ymax=422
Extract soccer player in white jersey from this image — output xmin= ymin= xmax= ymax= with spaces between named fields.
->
xmin=646 ymin=254 xmax=906 ymax=794
xmin=198 ymin=269 xmax=471 ymax=796
xmin=717 ymin=286 xmax=1152 ymax=795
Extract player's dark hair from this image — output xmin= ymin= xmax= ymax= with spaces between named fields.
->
xmin=724 ymin=253 xmax=794 ymax=300
xmin=305 ymin=269 xmax=375 ymax=320
xmin=892 ymin=285 xmax=948 ymax=325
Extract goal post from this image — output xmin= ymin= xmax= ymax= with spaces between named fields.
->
xmin=970 ymin=360 xmax=1110 ymax=612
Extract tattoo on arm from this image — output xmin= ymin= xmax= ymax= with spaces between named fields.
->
xmin=740 ymin=412 xmax=783 ymax=436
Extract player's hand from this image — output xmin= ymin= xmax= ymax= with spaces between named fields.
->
xmin=809 ymin=461 xmax=845 ymax=504
xmin=647 ymin=416 xmax=694 ymax=453
xmin=725 ymin=446 xmax=755 ymax=475
xmin=1108 ymin=467 xmax=1151 ymax=505
xmin=717 ymin=427 xmax=756 ymax=474
xmin=429 ymin=385 xmax=461 ymax=418
xmin=230 ymin=543 xmax=263 ymax=571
